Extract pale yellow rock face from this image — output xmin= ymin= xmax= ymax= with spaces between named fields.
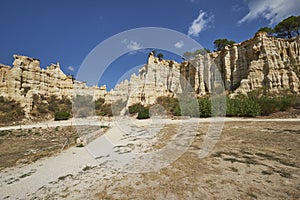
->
xmin=0 ymin=55 xmax=107 ymax=114
xmin=212 ymin=32 xmax=300 ymax=95
xmin=111 ymin=33 xmax=300 ymax=105
xmin=111 ymin=52 xmax=181 ymax=106
xmin=0 ymin=64 xmax=10 ymax=96
xmin=0 ymin=33 xmax=299 ymax=115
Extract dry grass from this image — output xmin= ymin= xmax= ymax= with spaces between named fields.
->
xmin=94 ymin=121 xmax=300 ymax=199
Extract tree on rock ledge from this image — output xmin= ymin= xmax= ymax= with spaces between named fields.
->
xmin=157 ymin=53 xmax=164 ymax=61
xmin=257 ymin=27 xmax=274 ymax=36
xmin=214 ymin=38 xmax=236 ymax=51
xmin=274 ymin=16 xmax=300 ymax=38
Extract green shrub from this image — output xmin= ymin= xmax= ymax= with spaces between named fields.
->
xmin=128 ymin=103 xmax=144 ymax=114
xmin=198 ymin=97 xmax=212 ymax=117
xmin=54 ymin=110 xmax=70 ymax=121
xmin=173 ymin=104 xmax=181 ymax=116
xmin=137 ymin=107 xmax=150 ymax=119
xmin=256 ymin=96 xmax=278 ymax=116
xmin=255 ymin=94 xmax=299 ymax=116
xmin=226 ymin=97 xmax=261 ymax=117
xmin=153 ymin=93 xmax=299 ymax=118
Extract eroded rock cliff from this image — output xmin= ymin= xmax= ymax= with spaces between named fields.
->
xmin=109 ymin=52 xmax=182 ymax=106
xmin=111 ymin=32 xmax=300 ymax=106
xmin=0 ymin=55 xmax=106 ymax=114
xmin=0 ymin=32 xmax=299 ymax=115
xmin=213 ymin=31 xmax=300 ymax=95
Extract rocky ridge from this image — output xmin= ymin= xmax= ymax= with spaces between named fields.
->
xmin=0 ymin=32 xmax=299 ymax=115
xmin=0 ymin=55 xmax=106 ymax=114
xmin=111 ymin=32 xmax=300 ymax=105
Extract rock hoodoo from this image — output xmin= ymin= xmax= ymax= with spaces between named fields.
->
xmin=0 ymin=55 xmax=106 ymax=114
xmin=0 ymin=32 xmax=299 ymax=114
xmin=111 ymin=32 xmax=300 ymax=104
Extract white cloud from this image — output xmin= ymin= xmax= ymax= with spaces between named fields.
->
xmin=239 ymin=0 xmax=300 ymax=25
xmin=122 ymin=39 xmax=142 ymax=51
xmin=68 ymin=66 xmax=75 ymax=71
xmin=188 ymin=10 xmax=213 ymax=37
xmin=174 ymin=40 xmax=184 ymax=48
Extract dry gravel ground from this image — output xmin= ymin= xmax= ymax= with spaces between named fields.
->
xmin=0 ymin=119 xmax=299 ymax=199
xmin=0 ymin=126 xmax=78 ymax=170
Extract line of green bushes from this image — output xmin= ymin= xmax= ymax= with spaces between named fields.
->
xmin=150 ymin=94 xmax=299 ymax=118
xmin=3 ymin=90 xmax=298 ymax=123
xmin=91 ymin=91 xmax=300 ymax=119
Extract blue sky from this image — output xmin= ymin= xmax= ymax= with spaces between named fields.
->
xmin=0 ymin=0 xmax=299 ymax=90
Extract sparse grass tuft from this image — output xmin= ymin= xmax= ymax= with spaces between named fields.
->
xmin=279 ymin=160 xmax=298 ymax=168
xmin=212 ymin=152 xmax=223 ymax=158
xmin=223 ymin=158 xmax=240 ymax=163
xmin=261 ymin=170 xmax=273 ymax=175
xmin=255 ymin=152 xmax=298 ymax=168
xmin=277 ymin=170 xmax=292 ymax=178
xmin=58 ymin=174 xmax=73 ymax=181
xmin=255 ymin=152 xmax=277 ymax=160
xmin=82 ymin=165 xmax=92 ymax=171
xmin=76 ymin=143 xmax=84 ymax=148
xmin=0 ymin=130 xmax=9 ymax=137
xmin=223 ymin=157 xmax=259 ymax=165
xmin=247 ymin=192 xmax=258 ymax=199
xmin=229 ymin=167 xmax=239 ymax=172
xmin=34 ymin=132 xmax=40 ymax=136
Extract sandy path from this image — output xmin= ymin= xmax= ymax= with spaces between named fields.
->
xmin=0 ymin=147 xmax=97 ymax=199
xmin=1 ymin=117 xmax=300 ymax=131
xmin=0 ymin=117 xmax=190 ymax=199
xmin=0 ymin=117 xmax=111 ymax=131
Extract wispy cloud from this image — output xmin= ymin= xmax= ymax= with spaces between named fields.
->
xmin=188 ymin=10 xmax=213 ymax=37
xmin=68 ymin=66 xmax=75 ymax=72
xmin=238 ymin=0 xmax=300 ymax=25
xmin=174 ymin=40 xmax=184 ymax=48
xmin=122 ymin=39 xmax=142 ymax=51
xmin=231 ymin=4 xmax=244 ymax=13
